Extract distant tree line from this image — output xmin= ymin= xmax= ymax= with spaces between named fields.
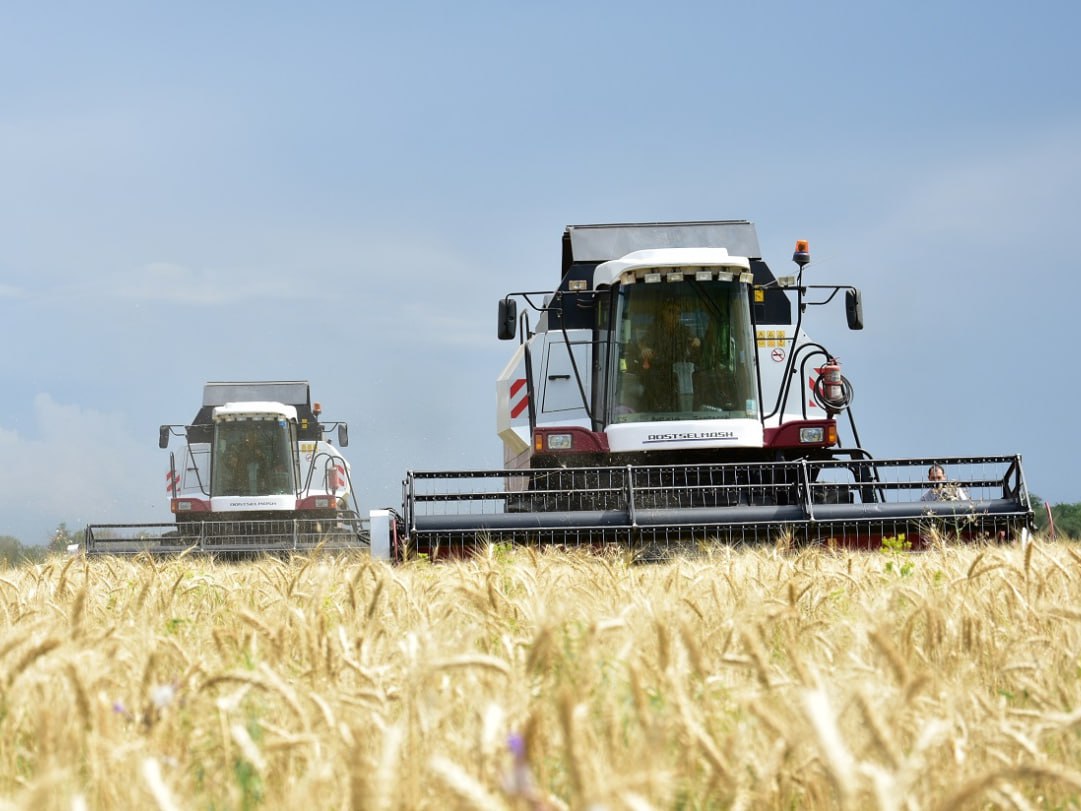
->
xmin=0 ymin=523 xmax=85 ymax=567
xmin=1031 ymin=495 xmax=1081 ymax=540
xmin=0 ymin=536 xmax=44 ymax=566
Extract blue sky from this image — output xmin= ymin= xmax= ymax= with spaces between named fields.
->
xmin=1 ymin=2 xmax=1078 ymax=543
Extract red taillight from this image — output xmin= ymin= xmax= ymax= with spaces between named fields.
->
xmin=171 ymin=498 xmax=210 ymax=514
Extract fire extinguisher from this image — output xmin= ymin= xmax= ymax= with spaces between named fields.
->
xmin=822 ymin=357 xmax=843 ymax=406
xmin=813 ymin=356 xmax=852 ymax=415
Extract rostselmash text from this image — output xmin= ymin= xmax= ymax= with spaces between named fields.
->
xmin=645 ymin=431 xmax=737 ymax=442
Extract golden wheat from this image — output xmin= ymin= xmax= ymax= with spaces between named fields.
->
xmin=0 ymin=540 xmax=1079 ymax=808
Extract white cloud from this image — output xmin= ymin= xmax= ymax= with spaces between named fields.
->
xmin=0 ymin=394 xmax=163 ymax=543
xmin=879 ymin=128 xmax=1081 ymax=244
xmin=98 ymin=262 xmax=311 ymax=305
xmin=0 ymin=113 xmax=141 ymax=171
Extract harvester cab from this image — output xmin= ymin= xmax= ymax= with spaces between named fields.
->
xmin=86 ymin=381 xmax=369 ymax=555
xmin=208 ymin=403 xmax=301 ymax=507
xmin=495 ymin=222 xmax=860 ymax=465
xmin=377 ymin=221 xmax=1032 ymax=560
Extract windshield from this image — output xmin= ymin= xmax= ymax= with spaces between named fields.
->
xmin=211 ymin=419 xmax=297 ymax=497
xmin=608 ymin=279 xmax=759 ymax=424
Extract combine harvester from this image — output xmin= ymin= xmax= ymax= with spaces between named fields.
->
xmin=371 ymin=220 xmax=1032 ymax=559
xmin=86 ymin=381 xmax=368 ymax=555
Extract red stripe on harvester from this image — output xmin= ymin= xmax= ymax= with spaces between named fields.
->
xmin=511 ymin=397 xmax=529 ymax=418
xmin=510 ymin=378 xmax=526 ymax=396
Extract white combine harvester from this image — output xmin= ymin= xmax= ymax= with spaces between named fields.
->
xmin=86 ymin=381 xmax=368 ymax=555
xmin=373 ymin=220 xmax=1032 ymax=559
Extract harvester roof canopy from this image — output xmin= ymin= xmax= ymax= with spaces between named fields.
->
xmin=213 ymin=402 xmax=298 ymax=422
xmin=187 ymin=382 xmax=325 ymax=443
xmin=594 ymin=248 xmax=751 ymax=288
xmin=203 ymin=381 xmax=310 ymax=408
xmin=567 ymin=220 xmax=761 ymax=263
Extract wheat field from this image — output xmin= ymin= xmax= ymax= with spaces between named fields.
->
xmin=1 ymin=539 xmax=1080 ymax=810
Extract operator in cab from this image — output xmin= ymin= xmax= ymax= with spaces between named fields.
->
xmin=633 ymin=297 xmax=701 ymax=412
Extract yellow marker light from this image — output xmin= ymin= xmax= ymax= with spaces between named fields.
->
xmin=793 ymin=239 xmax=811 ymax=267
xmin=754 ymin=289 xmax=765 ymax=303
xmin=534 ymin=434 xmax=544 ymax=452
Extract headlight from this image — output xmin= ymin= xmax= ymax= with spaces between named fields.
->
xmin=799 ymin=427 xmax=825 ymax=444
xmin=547 ymin=434 xmax=573 ymax=450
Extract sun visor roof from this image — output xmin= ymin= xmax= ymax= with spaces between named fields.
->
xmin=566 ymin=220 xmax=761 ymax=262
xmin=202 ymin=381 xmax=310 ymax=408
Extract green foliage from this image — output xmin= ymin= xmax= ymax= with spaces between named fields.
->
xmin=0 ymin=536 xmax=43 ymax=567
xmin=0 ymin=522 xmax=87 ymax=566
xmin=48 ymin=523 xmax=84 ymax=553
xmin=881 ymin=533 xmax=914 ymax=576
xmin=1031 ymin=494 xmax=1081 ymax=539
xmin=0 ymin=537 xmax=26 ymax=567
xmin=487 ymin=541 xmax=516 ymax=563
xmin=880 ymin=533 xmax=910 ymax=553
xmin=1050 ymin=503 xmax=1081 ymax=539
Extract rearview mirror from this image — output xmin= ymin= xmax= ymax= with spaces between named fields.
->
xmin=337 ymin=423 xmax=349 ymax=448
xmin=159 ymin=425 xmax=170 ymax=449
xmin=845 ymin=289 xmax=864 ymax=330
xmin=498 ymin=298 xmax=518 ymax=340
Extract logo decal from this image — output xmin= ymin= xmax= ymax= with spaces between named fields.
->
xmin=645 ymin=431 xmax=737 ymax=443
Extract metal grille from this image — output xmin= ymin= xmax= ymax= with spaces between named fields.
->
xmin=85 ymin=513 xmax=370 ymax=556
xmin=400 ymin=456 xmax=1031 ymax=558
